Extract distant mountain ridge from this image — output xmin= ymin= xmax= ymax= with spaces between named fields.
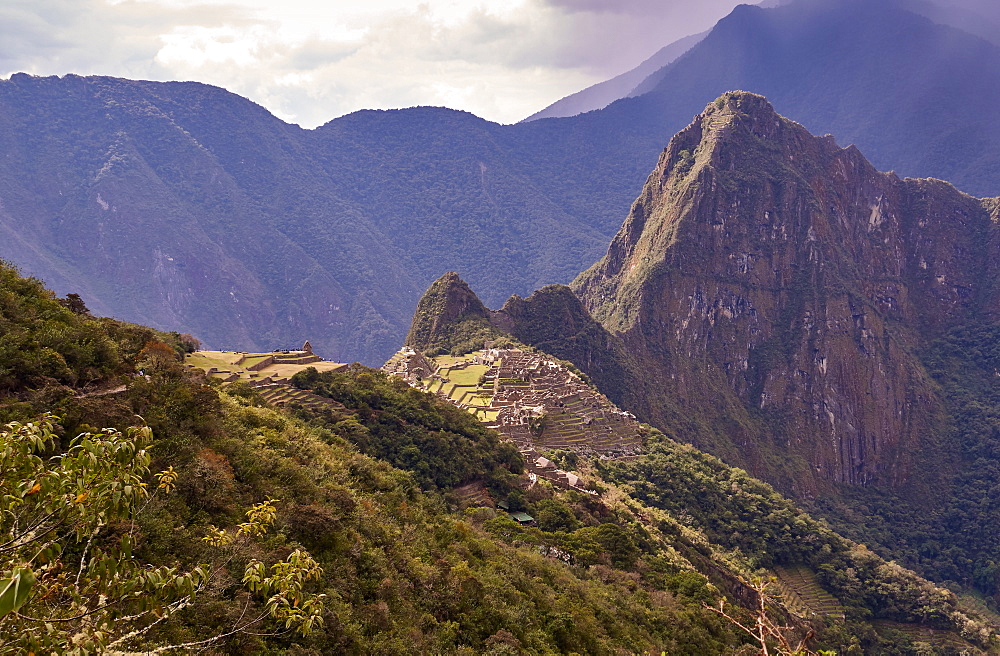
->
xmin=521 ymin=31 xmax=707 ymax=122
xmin=613 ymin=0 xmax=1000 ymax=198
xmin=526 ymin=0 xmax=1000 ymax=124
xmin=0 ymin=75 xmax=634 ymax=364
xmin=5 ymin=0 xmax=1000 ymax=366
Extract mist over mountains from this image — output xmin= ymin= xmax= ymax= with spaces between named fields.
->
xmin=522 ymin=30 xmax=708 ymax=122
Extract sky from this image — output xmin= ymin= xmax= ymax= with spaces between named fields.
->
xmin=0 ymin=0 xmax=749 ymax=128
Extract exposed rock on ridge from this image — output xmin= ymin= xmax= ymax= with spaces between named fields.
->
xmin=574 ymin=91 xmax=999 ymax=492
xmin=405 ymin=272 xmax=500 ymax=354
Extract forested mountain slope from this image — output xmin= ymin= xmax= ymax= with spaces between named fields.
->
xmin=6 ymin=0 xmax=1000 ymax=365
xmin=3 ymin=258 xmax=998 ymax=652
xmin=0 ymin=75 xmax=625 ymax=365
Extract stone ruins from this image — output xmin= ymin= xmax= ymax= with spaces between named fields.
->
xmin=384 ymin=346 xmax=644 ymax=493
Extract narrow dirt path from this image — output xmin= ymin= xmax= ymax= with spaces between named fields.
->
xmin=74 ymin=384 xmax=127 ymax=399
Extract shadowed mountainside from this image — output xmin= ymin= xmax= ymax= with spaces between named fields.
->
xmin=0 ymin=76 xmax=625 ymax=363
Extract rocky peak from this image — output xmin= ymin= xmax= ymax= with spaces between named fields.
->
xmin=405 ymin=272 xmax=497 ymax=354
xmin=573 ymin=92 xmax=999 ymax=493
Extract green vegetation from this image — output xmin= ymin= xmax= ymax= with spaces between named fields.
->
xmin=0 ymin=412 xmax=328 ymax=654
xmin=183 ymin=351 xmax=226 ymax=369
xmin=0 ymin=263 xmax=121 ymax=393
xmin=0 ymin=263 xmax=746 ymax=653
xmin=0 ymin=416 xmax=207 ymax=653
xmin=290 ymin=365 xmax=522 ymax=491
xmin=2 ymin=261 xmax=999 ymax=653
xmin=598 ymin=430 xmax=997 ymax=652
xmin=441 ymin=364 xmax=490 ymax=388
xmin=405 ymin=272 xmax=507 ymax=356
xmin=240 ymin=354 xmax=271 ymax=368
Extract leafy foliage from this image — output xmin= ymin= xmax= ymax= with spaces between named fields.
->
xmin=0 ymin=415 xmax=208 ymax=653
xmin=0 ymin=262 xmax=121 ymax=393
xmin=291 ymin=364 xmax=522 ymax=490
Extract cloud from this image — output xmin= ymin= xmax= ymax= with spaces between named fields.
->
xmin=544 ymin=0 xmax=721 ymax=15
xmin=0 ymin=0 xmax=253 ymax=79
xmin=0 ymin=0 xmax=748 ymax=126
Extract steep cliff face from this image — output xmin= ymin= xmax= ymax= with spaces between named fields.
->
xmin=400 ymin=96 xmax=1000 ymax=594
xmin=574 ymin=92 xmax=999 ymax=493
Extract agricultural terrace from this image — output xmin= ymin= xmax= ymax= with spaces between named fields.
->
xmin=384 ymin=347 xmax=643 ymax=459
xmin=185 ymin=348 xmax=347 ymax=384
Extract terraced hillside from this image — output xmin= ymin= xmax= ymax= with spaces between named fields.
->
xmin=183 ymin=345 xmax=349 ymax=413
xmin=385 ymin=346 xmax=643 ymax=458
xmin=873 ymin=620 xmax=976 ymax=652
xmin=251 ymin=382 xmax=346 ymax=413
xmin=773 ymin=565 xmax=845 ymax=620
xmin=770 ymin=564 xmax=974 ymax=649
xmin=185 ymin=346 xmax=347 ymax=384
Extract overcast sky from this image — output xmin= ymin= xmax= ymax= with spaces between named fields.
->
xmin=0 ymin=0 xmax=749 ymax=127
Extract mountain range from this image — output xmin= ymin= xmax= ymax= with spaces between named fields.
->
xmin=0 ymin=74 xmax=639 ymax=364
xmin=526 ymin=0 xmax=1000 ymax=122
xmin=4 ymin=0 xmax=1000 ymax=369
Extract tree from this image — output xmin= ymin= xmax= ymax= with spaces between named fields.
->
xmin=704 ymin=577 xmax=835 ymax=656
xmin=176 ymin=333 xmax=201 ymax=354
xmin=138 ymin=340 xmax=181 ymax=368
xmin=57 ymin=293 xmax=90 ymax=316
xmin=0 ymin=415 xmax=203 ymax=653
xmin=0 ymin=415 xmax=324 ymax=654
